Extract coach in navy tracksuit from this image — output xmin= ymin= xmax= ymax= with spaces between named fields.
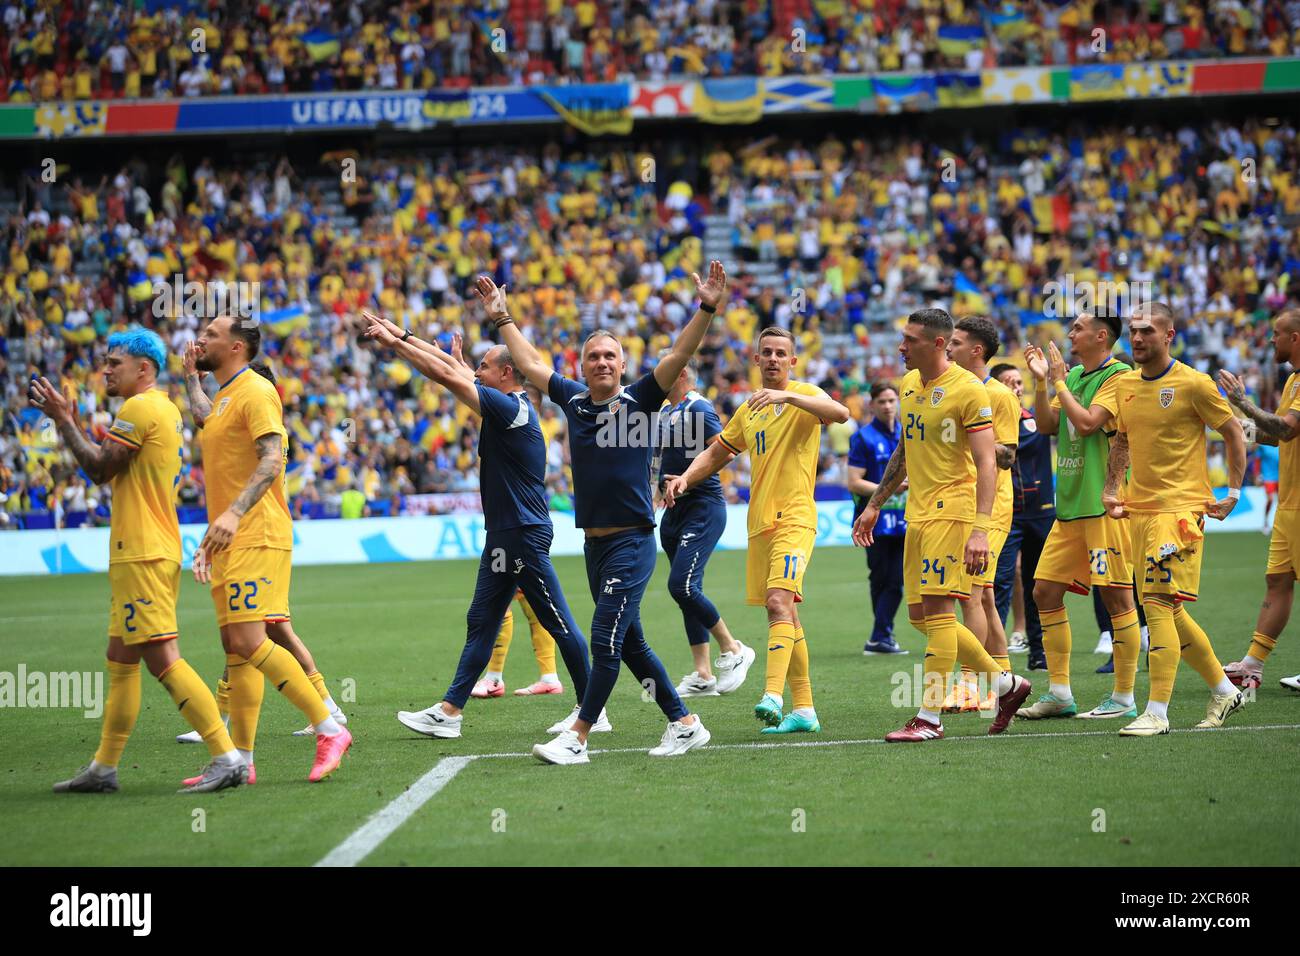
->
xmin=847 ymin=383 xmax=907 ymax=654
xmin=486 ymin=265 xmax=727 ymax=764
xmin=367 ymin=323 xmax=592 ymax=742
xmin=655 ymin=358 xmax=755 ymax=697
xmin=991 ymin=364 xmax=1053 ymax=671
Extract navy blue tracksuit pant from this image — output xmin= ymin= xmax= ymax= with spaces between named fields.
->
xmin=865 ymin=534 xmax=905 ymax=645
xmin=994 ymin=514 xmax=1053 ymax=654
xmin=659 ymin=495 xmax=726 ymax=646
xmin=579 ymin=528 xmax=687 ymax=724
xmin=445 ymin=524 xmax=591 ymax=709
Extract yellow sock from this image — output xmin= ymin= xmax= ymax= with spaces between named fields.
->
xmin=226 ymin=652 xmax=265 ymax=752
xmin=1144 ymin=600 xmax=1180 ymax=704
xmin=1110 ymin=607 xmax=1141 ymax=696
xmin=306 ymin=670 xmax=331 ymax=704
xmin=160 ymin=659 xmax=236 ymax=758
xmin=1172 ymin=605 xmax=1226 ymax=688
xmin=93 ymin=660 xmax=141 ymax=768
xmin=923 ymin=614 xmax=959 ymax=712
xmin=954 ymin=621 xmax=1000 ymax=676
xmin=789 ymin=627 xmax=813 ymax=710
xmin=992 ymin=655 xmax=1011 ymax=672
xmin=909 ymin=615 xmax=927 ymax=639
xmin=765 ymin=621 xmax=796 ymax=697
xmin=248 ymin=639 xmax=330 ymax=725
xmin=215 ymin=677 xmax=230 ymax=720
xmin=959 ymin=664 xmax=977 ymax=684
xmin=522 ymin=597 xmax=556 ymax=677
xmin=1040 ymin=605 xmax=1071 ymax=689
xmin=1248 ymin=630 xmax=1278 ymax=662
xmin=488 ymin=609 xmax=513 ymax=674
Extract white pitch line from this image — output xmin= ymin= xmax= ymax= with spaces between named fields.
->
xmin=315 ymin=755 xmax=476 ymax=867
xmin=316 ymin=722 xmax=1300 ymax=866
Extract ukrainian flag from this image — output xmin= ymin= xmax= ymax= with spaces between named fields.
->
xmin=260 ymin=305 xmax=310 ymax=337
xmin=937 ymin=25 xmax=984 ymax=58
xmin=302 ymin=30 xmax=341 ymax=63
xmin=988 ymin=8 xmax=1028 ymax=40
xmin=696 ymin=78 xmax=764 ymax=125
xmin=953 ymin=273 xmax=988 ymax=313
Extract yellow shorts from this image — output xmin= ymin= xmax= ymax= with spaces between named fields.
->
xmin=746 ymin=524 xmax=816 ymax=605
xmin=108 ymin=560 xmax=180 ymax=645
xmin=1266 ymin=510 xmax=1300 ymax=580
xmin=972 ymin=526 xmax=1010 ymax=589
xmin=1036 ymin=515 xmax=1135 ymax=594
xmin=210 ymin=547 xmax=292 ymax=627
xmin=904 ymin=520 xmax=975 ymax=607
xmin=1130 ymin=511 xmax=1204 ymax=604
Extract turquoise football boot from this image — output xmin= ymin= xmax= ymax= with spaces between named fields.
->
xmin=760 ymin=711 xmax=821 ymax=734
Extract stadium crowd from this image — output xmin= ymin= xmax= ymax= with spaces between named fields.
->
xmin=2 ymin=0 xmax=1300 ymax=101
xmin=2 ymin=110 xmax=1298 ymax=527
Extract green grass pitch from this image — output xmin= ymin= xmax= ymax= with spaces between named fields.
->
xmin=1 ymin=532 xmax=1297 ymax=866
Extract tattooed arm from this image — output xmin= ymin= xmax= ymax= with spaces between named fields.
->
xmin=852 ymin=441 xmax=907 ymax=547
xmin=200 ymin=433 xmax=283 ymax=554
xmin=28 ymin=377 xmax=135 ymax=483
xmin=1101 ymin=431 xmax=1130 ymax=519
xmin=1218 ymin=370 xmax=1300 ymax=444
xmin=183 ymin=342 xmax=212 ymax=428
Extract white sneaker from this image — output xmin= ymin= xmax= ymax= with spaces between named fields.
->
xmin=396 ymin=703 xmax=462 ymax=739
xmin=676 ymin=672 xmax=720 ymax=697
xmin=1280 ymin=673 xmax=1300 ymax=692
xmin=292 ymin=705 xmax=349 ymax=737
xmin=178 ymin=715 xmax=230 ymax=743
xmin=1094 ymin=630 xmax=1113 ymax=655
xmin=1008 ymin=631 xmax=1030 ymax=654
xmin=714 ymin=641 xmax=756 ymax=694
xmin=648 ymin=717 xmax=711 ymax=757
xmin=547 ymin=704 xmax=612 ymax=734
xmin=532 ymin=729 xmax=589 ymax=765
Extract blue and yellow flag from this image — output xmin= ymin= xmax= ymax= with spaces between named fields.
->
xmin=302 ymin=30 xmax=341 ymax=63
xmin=937 ymin=25 xmax=984 ymax=58
xmin=261 ymin=305 xmax=310 ymax=337
xmin=423 ymin=90 xmax=472 ymax=120
xmin=696 ymin=77 xmax=764 ymax=125
xmin=539 ymin=83 xmax=633 ymax=135
xmin=936 ymin=72 xmax=983 ymax=107
xmin=988 ymin=8 xmax=1028 ymax=40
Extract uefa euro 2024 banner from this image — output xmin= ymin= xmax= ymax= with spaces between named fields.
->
xmin=0 ymin=490 xmax=1269 ymax=576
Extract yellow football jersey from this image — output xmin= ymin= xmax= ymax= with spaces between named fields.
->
xmin=1276 ymin=372 xmax=1300 ymax=511
xmin=1101 ymin=361 xmax=1234 ymax=513
xmin=718 ymin=379 xmax=826 ymax=536
xmin=985 ymin=374 xmax=1020 ymax=531
xmin=199 ymin=365 xmax=292 ymax=550
xmin=898 ymin=363 xmax=993 ymax=524
xmin=105 ymin=389 xmax=183 ymax=565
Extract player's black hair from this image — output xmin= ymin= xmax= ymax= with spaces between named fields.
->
xmin=955 ymin=316 xmax=1000 ymax=359
xmin=1086 ymin=311 xmax=1122 ymax=344
xmin=869 ymin=381 xmax=899 ymax=400
xmin=230 ymin=316 xmax=262 ymax=360
xmin=249 ymin=360 xmax=276 ymax=385
xmin=989 ymin=362 xmax=1017 ymax=381
xmin=907 ymin=308 xmax=953 ymax=337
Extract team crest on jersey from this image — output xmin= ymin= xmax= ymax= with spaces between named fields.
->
xmin=215 ymin=397 xmax=231 ymax=416
xmin=1158 ymin=387 xmax=1175 ymax=409
xmin=930 ymin=388 xmax=945 ymax=407
xmin=608 ymin=400 xmax=621 ymax=415
xmin=773 ymin=403 xmax=785 ymax=417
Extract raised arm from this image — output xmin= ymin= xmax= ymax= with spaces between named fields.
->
xmin=1025 ymin=344 xmax=1060 ymax=435
xmin=662 ymin=439 xmax=737 ymax=507
xmin=1219 ymin=370 xmax=1300 ymax=445
xmin=363 ymin=314 xmax=480 ymax=415
xmin=653 ymin=260 xmax=727 ymax=392
xmin=29 ymin=377 xmax=136 ymax=484
xmin=475 ymin=275 xmax=555 ymax=391
xmin=362 ymin=311 xmax=474 ymax=384
xmin=183 ymin=341 xmax=213 ymax=428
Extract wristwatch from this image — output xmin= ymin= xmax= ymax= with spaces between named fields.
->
xmin=401 ymin=330 xmax=413 ymax=343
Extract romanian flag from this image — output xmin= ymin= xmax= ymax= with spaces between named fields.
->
xmin=937 ymin=25 xmax=984 ymax=58
xmin=302 ymin=30 xmax=341 ymax=63
xmin=696 ymin=77 xmax=764 ymax=125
